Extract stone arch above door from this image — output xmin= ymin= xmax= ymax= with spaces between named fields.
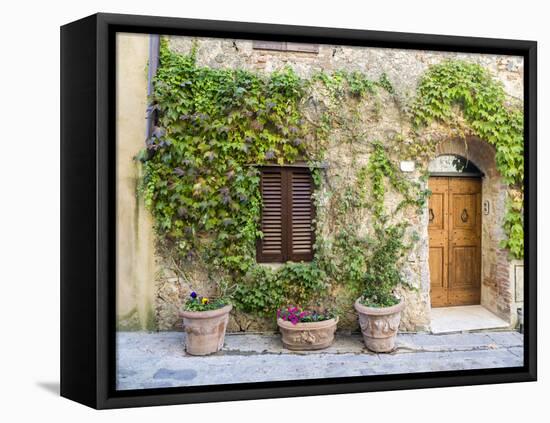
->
xmin=429 ymin=137 xmax=513 ymax=323
xmin=434 ymin=137 xmax=498 ymax=179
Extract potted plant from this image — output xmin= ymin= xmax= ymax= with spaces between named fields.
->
xmin=277 ymin=306 xmax=338 ymax=350
xmin=180 ymin=292 xmax=232 ymax=355
xmin=355 ymin=224 xmax=408 ymax=352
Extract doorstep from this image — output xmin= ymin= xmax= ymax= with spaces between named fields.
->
xmin=430 ymin=305 xmax=510 ymax=334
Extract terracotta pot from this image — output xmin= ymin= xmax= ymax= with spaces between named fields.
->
xmin=277 ymin=317 xmax=338 ymax=350
xmin=180 ymin=304 xmax=232 ymax=356
xmin=354 ymin=298 xmax=405 ymax=353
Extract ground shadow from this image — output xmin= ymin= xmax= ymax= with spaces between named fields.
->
xmin=36 ymin=381 xmax=60 ymax=396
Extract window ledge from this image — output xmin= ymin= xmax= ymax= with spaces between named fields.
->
xmin=248 ymin=161 xmax=328 ymax=169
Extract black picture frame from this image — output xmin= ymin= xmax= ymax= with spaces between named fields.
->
xmin=60 ymin=12 xmax=537 ymax=409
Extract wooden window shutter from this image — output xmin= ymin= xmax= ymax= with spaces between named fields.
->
xmin=285 ymin=42 xmax=319 ymax=53
xmin=257 ymin=167 xmax=314 ymax=263
xmin=252 ymin=40 xmax=285 ymax=51
xmin=252 ymin=40 xmax=319 ymax=54
xmin=257 ymin=168 xmax=285 ymax=262
xmin=288 ymin=168 xmax=315 ymax=262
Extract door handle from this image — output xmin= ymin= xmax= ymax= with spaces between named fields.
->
xmin=461 ymin=208 xmax=469 ymax=223
xmin=429 ymin=208 xmax=435 ymax=223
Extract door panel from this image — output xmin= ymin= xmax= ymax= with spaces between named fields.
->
xmin=429 ymin=247 xmax=446 ymax=306
xmin=428 ymin=177 xmax=449 ymax=307
xmin=429 ymin=193 xmax=444 ymax=230
xmin=429 ymin=177 xmax=481 ymax=307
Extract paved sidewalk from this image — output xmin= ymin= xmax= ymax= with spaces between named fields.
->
xmin=116 ymin=331 xmax=523 ymax=390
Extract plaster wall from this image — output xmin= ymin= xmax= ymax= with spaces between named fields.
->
xmin=116 ymin=33 xmax=157 ymax=330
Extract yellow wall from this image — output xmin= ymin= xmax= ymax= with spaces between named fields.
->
xmin=116 ymin=33 xmax=156 ymax=330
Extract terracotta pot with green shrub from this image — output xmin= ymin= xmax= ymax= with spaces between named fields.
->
xmin=180 ymin=292 xmax=232 ymax=356
xmin=277 ymin=306 xmax=338 ymax=350
xmin=355 ymin=224 xmax=408 ymax=353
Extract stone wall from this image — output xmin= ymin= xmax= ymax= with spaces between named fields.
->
xmin=116 ymin=34 xmax=524 ymax=332
xmin=167 ymin=37 xmax=523 ymax=101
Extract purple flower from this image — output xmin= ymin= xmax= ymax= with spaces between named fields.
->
xmin=190 ymin=291 xmax=197 ymax=299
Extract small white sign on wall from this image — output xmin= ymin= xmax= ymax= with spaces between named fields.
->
xmin=400 ymin=160 xmax=415 ymax=173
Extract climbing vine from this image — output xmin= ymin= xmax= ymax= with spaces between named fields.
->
xmin=142 ymin=39 xmax=306 ymax=276
xmin=359 ymin=143 xmax=427 ymax=307
xmin=365 ymin=141 xmax=429 ymax=221
xmin=140 ymin=40 xmax=524 ymax=319
xmin=141 ymin=40 xmax=332 ymax=316
xmin=324 ymin=141 xmax=428 ymax=308
xmin=411 ymin=60 xmax=524 ymax=258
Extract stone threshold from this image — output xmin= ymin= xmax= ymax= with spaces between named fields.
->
xmin=430 ymin=305 xmax=511 ymax=334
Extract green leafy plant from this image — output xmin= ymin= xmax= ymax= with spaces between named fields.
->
xmin=183 ymin=291 xmax=229 ymax=312
xmin=360 ymin=224 xmax=408 ymax=307
xmin=357 ymin=143 xmax=422 ymax=307
xmin=502 ymin=191 xmax=524 ymax=259
xmin=411 ymin=60 xmax=524 ymax=258
xmin=141 ymin=40 xmax=306 ymax=276
xmin=234 ymin=262 xmax=328 ymax=316
xmin=377 ymin=72 xmax=394 ymax=94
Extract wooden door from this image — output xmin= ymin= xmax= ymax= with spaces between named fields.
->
xmin=428 ymin=177 xmax=481 ymax=307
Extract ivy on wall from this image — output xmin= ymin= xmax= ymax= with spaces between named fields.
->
xmin=319 ymin=140 xmax=428 ymax=309
xmin=411 ymin=60 xmax=524 ymax=258
xmin=140 ymin=41 xmax=524 ymax=318
xmin=141 ymin=40 xmax=331 ymax=316
xmin=141 ymin=40 xmax=306 ymax=278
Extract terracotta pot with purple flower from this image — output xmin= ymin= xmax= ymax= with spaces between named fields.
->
xmin=180 ymin=292 xmax=232 ymax=356
xmin=277 ymin=306 xmax=338 ymax=351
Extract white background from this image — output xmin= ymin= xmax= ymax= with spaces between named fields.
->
xmin=0 ymin=0 xmax=546 ymax=421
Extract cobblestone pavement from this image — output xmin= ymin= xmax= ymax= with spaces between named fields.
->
xmin=116 ymin=331 xmax=523 ymax=390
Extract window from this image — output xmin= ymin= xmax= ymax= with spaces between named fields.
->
xmin=256 ymin=166 xmax=315 ymax=263
xmin=252 ymin=40 xmax=319 ymax=54
xmin=428 ymin=154 xmax=484 ymax=177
